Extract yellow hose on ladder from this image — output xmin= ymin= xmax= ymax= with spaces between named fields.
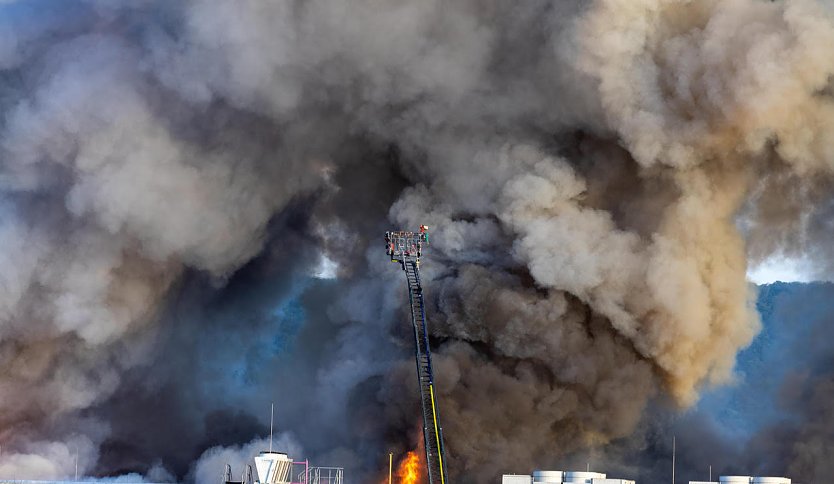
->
xmin=429 ymin=384 xmax=445 ymax=484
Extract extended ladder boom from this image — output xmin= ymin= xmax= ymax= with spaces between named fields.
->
xmin=385 ymin=227 xmax=449 ymax=484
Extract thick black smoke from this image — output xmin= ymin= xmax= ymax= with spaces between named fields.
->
xmin=1 ymin=0 xmax=834 ymax=482
xmin=560 ymin=283 xmax=834 ymax=484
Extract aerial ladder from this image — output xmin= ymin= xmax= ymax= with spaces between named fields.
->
xmin=385 ymin=225 xmax=450 ymax=484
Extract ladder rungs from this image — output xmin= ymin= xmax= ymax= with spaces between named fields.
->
xmin=395 ymin=252 xmax=447 ymax=484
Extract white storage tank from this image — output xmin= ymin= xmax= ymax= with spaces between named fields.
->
xmin=502 ymin=475 xmax=533 ymax=484
xmin=254 ymin=451 xmax=293 ymax=484
xmin=752 ymin=478 xmax=790 ymax=484
xmin=532 ymin=470 xmax=563 ymax=483
xmin=719 ymin=477 xmax=751 ymax=484
xmin=564 ymin=471 xmax=607 ymax=483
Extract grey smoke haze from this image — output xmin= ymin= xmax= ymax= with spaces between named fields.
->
xmin=0 ymin=0 xmax=833 ymax=482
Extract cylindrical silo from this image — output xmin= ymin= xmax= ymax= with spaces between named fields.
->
xmin=719 ymin=477 xmax=751 ymax=484
xmin=752 ymin=478 xmax=790 ymax=484
xmin=532 ymin=470 xmax=563 ymax=483
xmin=563 ymin=471 xmax=607 ymax=483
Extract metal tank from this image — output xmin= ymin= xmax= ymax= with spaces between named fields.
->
xmin=502 ymin=475 xmax=533 ymax=484
xmin=254 ymin=451 xmax=293 ymax=484
xmin=563 ymin=471 xmax=607 ymax=483
xmin=532 ymin=470 xmax=563 ymax=483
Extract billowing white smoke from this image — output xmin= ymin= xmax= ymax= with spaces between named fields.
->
xmin=0 ymin=0 xmax=833 ymax=481
xmin=0 ymin=435 xmax=173 ymax=482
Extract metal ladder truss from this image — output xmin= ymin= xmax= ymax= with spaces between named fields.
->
xmin=403 ymin=260 xmax=449 ymax=484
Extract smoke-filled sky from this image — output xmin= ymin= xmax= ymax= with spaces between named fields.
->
xmin=2 ymin=0 xmax=834 ymax=482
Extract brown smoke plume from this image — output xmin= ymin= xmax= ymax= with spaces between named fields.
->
xmin=0 ymin=0 xmax=833 ymax=481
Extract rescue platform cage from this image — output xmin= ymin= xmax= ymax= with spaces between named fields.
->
xmin=385 ymin=230 xmax=428 ymax=265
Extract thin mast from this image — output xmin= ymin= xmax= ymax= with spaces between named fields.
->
xmin=672 ymin=436 xmax=676 ymax=484
xmin=270 ymin=403 xmax=274 ymax=453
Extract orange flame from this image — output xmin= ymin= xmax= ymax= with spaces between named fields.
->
xmin=396 ymin=450 xmax=422 ymax=484
xmin=381 ymin=423 xmax=427 ymax=484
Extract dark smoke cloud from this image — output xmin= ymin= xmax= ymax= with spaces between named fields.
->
xmin=0 ymin=0 xmax=834 ymax=482
xmin=558 ymin=283 xmax=834 ymax=484
xmin=725 ymin=283 xmax=834 ymax=484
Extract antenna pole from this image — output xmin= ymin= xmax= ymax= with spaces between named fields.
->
xmin=388 ymin=453 xmax=393 ymax=484
xmin=672 ymin=436 xmax=676 ymax=484
xmin=709 ymin=465 xmax=712 ymax=482
xmin=270 ymin=403 xmax=274 ymax=453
